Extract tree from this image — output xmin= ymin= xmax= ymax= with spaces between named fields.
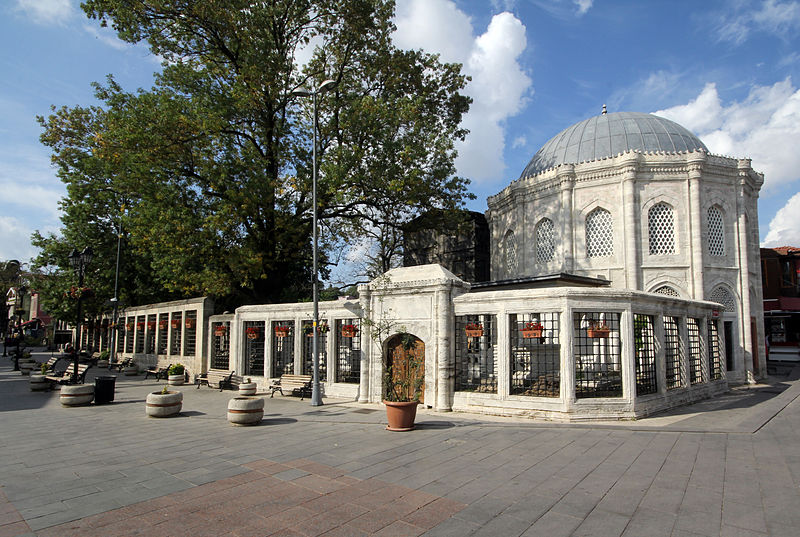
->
xmin=35 ymin=0 xmax=471 ymax=310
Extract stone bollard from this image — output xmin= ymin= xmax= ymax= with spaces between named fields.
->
xmin=227 ymin=396 xmax=264 ymax=426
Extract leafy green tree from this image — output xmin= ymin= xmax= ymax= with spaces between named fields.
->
xmin=35 ymin=0 xmax=471 ymax=310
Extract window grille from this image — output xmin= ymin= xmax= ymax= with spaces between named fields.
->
xmin=145 ymin=314 xmax=156 ymax=354
xmin=707 ymin=319 xmax=722 ymax=381
xmin=664 ymin=316 xmax=682 ymax=389
xmin=211 ymin=321 xmax=230 ymax=370
xmin=272 ymin=320 xmax=295 ymax=376
xmin=455 ymin=315 xmax=497 ymax=393
xmin=302 ymin=321 xmax=327 ymax=379
xmin=708 ymin=286 xmax=735 ymax=312
xmin=125 ymin=316 xmax=134 ymax=353
xmin=536 ymin=218 xmax=556 ymax=263
xmin=335 ymin=319 xmax=361 ymax=383
xmin=648 ymin=203 xmax=675 ymax=255
xmin=170 ymin=312 xmax=182 ymax=355
xmin=184 ymin=310 xmax=197 ymax=357
xmin=574 ymin=312 xmax=621 ymax=397
xmin=707 ymin=206 xmax=725 ymax=256
xmin=135 ymin=315 xmax=145 ymax=354
xmin=116 ymin=325 xmax=124 ymax=353
xmin=244 ymin=321 xmax=265 ymax=377
xmin=634 ymin=314 xmax=658 ymax=396
xmin=688 ymin=318 xmax=704 ymax=384
xmin=505 ymin=230 xmax=518 ymax=274
xmin=157 ymin=313 xmax=168 ymax=354
xmin=654 ymin=285 xmax=680 ymax=297
xmin=510 ymin=313 xmax=560 ymax=397
xmin=586 ymin=208 xmax=613 ymax=258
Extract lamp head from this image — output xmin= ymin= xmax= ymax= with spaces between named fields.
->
xmin=68 ymin=249 xmax=80 ymax=270
xmin=81 ymin=246 xmax=93 ymax=266
xmin=318 ymin=79 xmax=337 ymax=93
xmin=292 ymin=88 xmax=312 ymax=97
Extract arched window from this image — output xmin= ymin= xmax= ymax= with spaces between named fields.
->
xmin=707 ymin=206 xmax=725 ymax=257
xmin=586 ymin=208 xmax=613 ymax=258
xmin=654 ymin=285 xmax=680 ymax=297
xmin=535 ymin=218 xmax=555 ymax=263
xmin=648 ymin=203 xmax=675 ymax=255
xmin=708 ymin=286 xmax=736 ymax=312
xmin=504 ymin=230 xmax=518 ymax=275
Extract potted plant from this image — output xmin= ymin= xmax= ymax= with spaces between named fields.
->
xmin=171 ymin=319 xmax=181 ymax=330
xmin=587 ymin=321 xmax=610 ymax=338
xmin=239 ymin=377 xmax=257 ymax=396
xmin=245 ymin=326 xmax=260 ymax=340
xmin=521 ymin=322 xmax=543 ymax=338
xmin=383 ymin=333 xmax=424 ymax=432
xmin=341 ymin=324 xmax=359 ymax=338
xmin=274 ymin=325 xmax=291 ymax=337
xmin=214 ymin=325 xmax=228 ymax=337
xmin=464 ymin=322 xmax=483 ymax=337
xmin=96 ymin=350 xmax=110 ymax=368
xmin=158 ymin=320 xmax=168 ymax=330
xmin=145 ymin=384 xmax=182 ymax=417
xmin=303 ymin=322 xmax=329 ymax=337
xmin=185 ymin=318 xmax=196 ymax=329
xmin=168 ymin=363 xmax=186 ymax=385
xmin=30 ymin=363 xmax=48 ymax=391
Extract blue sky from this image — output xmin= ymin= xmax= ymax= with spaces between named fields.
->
xmin=2 ymin=0 xmax=800 ymax=268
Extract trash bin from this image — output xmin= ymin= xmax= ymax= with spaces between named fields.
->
xmin=94 ymin=375 xmax=117 ymax=404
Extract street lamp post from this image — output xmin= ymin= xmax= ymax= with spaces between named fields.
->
xmin=69 ymin=247 xmax=93 ymax=384
xmin=293 ymin=79 xmax=337 ymax=407
xmin=110 ymin=211 xmax=123 ymax=366
xmin=12 ymin=285 xmax=27 ymax=371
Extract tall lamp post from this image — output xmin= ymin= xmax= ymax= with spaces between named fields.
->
xmin=110 ymin=208 xmax=123 ymax=366
xmin=69 ymin=247 xmax=93 ymax=384
xmin=293 ymin=79 xmax=337 ymax=407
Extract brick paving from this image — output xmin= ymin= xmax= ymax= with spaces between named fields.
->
xmin=2 ymin=352 xmax=800 ymax=536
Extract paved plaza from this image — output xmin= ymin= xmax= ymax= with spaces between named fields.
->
xmin=1 ymin=351 xmax=800 ymax=536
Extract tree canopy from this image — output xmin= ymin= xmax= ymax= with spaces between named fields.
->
xmin=33 ymin=0 xmax=472 ymax=316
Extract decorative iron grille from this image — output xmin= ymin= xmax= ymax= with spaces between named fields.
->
xmin=184 ymin=310 xmax=197 ymax=356
xmin=648 ymin=202 xmax=675 ymax=255
xmin=574 ymin=312 xmax=621 ymax=398
xmin=536 ymin=218 xmax=555 ymax=263
xmin=116 ymin=325 xmax=124 ymax=353
xmin=302 ymin=321 xmax=327 ymax=379
xmin=510 ymin=313 xmax=560 ymax=397
xmin=211 ymin=321 xmax=230 ymax=370
xmin=135 ymin=315 xmax=145 ymax=354
xmin=244 ymin=321 xmax=265 ymax=377
xmin=170 ymin=312 xmax=182 ymax=355
xmin=634 ymin=314 xmax=658 ymax=396
xmin=707 ymin=319 xmax=722 ymax=380
xmin=707 ymin=206 xmax=725 ymax=256
xmin=709 ymin=286 xmax=735 ymax=312
xmin=125 ymin=316 xmax=134 ymax=353
xmin=145 ymin=314 xmax=156 ymax=354
xmin=688 ymin=318 xmax=704 ymax=384
xmin=505 ymin=230 xmax=518 ymax=274
xmin=654 ymin=285 xmax=680 ymax=297
xmin=586 ymin=208 xmax=613 ymax=258
xmin=272 ymin=320 xmax=295 ymax=376
xmin=335 ymin=319 xmax=361 ymax=383
xmin=664 ymin=316 xmax=682 ymax=389
xmin=157 ymin=313 xmax=168 ymax=354
xmin=454 ymin=314 xmax=498 ymax=393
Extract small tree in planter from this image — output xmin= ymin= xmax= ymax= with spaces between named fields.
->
xmin=382 ymin=333 xmax=425 ymax=431
xmin=168 ymin=363 xmax=186 ymax=385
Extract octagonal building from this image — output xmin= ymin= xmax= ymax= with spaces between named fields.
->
xmin=487 ymin=110 xmax=765 ymax=383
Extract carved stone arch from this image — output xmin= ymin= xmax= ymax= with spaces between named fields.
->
xmin=706 ymin=283 xmax=739 ymax=316
xmin=645 ymin=274 xmax=687 ymax=297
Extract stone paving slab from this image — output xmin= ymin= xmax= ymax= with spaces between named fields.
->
xmin=2 ymin=351 xmax=800 ymax=535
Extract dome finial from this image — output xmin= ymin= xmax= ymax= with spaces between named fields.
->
xmin=602 ymin=104 xmax=607 ymax=115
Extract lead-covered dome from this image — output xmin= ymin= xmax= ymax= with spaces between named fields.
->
xmin=520 ymin=111 xmax=708 ymax=178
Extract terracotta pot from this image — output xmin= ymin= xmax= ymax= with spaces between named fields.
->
xmin=383 ymin=400 xmax=419 ymax=432
xmin=145 ymin=391 xmax=183 ymax=417
xmin=465 ymin=328 xmax=483 ymax=337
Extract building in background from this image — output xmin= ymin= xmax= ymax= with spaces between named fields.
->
xmin=762 ymin=246 xmax=800 ymax=361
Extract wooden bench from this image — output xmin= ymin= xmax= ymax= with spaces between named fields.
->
xmin=36 ymin=356 xmax=61 ymax=374
xmin=195 ymin=370 xmax=236 ymax=391
xmin=144 ymin=363 xmax=171 ymax=380
xmin=269 ymin=374 xmax=312 ymax=400
xmin=45 ymin=363 xmax=91 ymax=386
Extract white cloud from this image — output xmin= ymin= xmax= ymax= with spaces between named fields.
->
xmin=82 ymin=24 xmax=132 ymax=51
xmin=656 ymin=78 xmax=800 ymax=193
xmin=14 ymin=0 xmax=73 ymax=26
xmin=762 ymin=192 xmax=800 ymax=246
xmin=0 ymin=216 xmax=39 ymax=263
xmin=574 ymin=0 xmax=594 ymax=15
xmin=714 ymin=0 xmax=800 ymax=44
xmin=394 ymin=1 xmax=532 ymax=183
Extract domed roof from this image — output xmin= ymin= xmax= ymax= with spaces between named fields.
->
xmin=519 ymin=111 xmax=708 ymax=178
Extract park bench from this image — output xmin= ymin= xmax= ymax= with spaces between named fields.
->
xmin=45 ymin=363 xmax=91 ymax=387
xmin=35 ymin=356 xmax=61 ymax=374
xmin=195 ymin=370 xmax=236 ymax=391
xmin=109 ymin=357 xmax=134 ymax=372
xmin=269 ymin=374 xmax=312 ymax=400
xmin=144 ymin=363 xmax=171 ymax=380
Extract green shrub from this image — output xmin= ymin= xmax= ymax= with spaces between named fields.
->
xmin=169 ymin=363 xmax=185 ymax=375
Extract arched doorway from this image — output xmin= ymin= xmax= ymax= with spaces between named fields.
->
xmin=385 ymin=334 xmax=425 ymax=403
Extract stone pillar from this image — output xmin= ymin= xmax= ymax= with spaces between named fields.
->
xmin=687 ymin=153 xmax=706 ymax=300
xmin=435 ymin=282 xmax=454 ymax=412
xmin=559 ymin=166 xmax=576 ymax=272
xmin=357 ymin=286 xmax=371 ymax=402
xmin=735 ymin=171 xmax=755 ymax=382
xmin=620 ymin=156 xmax=641 ymax=289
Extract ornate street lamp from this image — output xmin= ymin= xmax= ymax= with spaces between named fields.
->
xmin=12 ymin=285 xmax=27 ymax=371
xmin=293 ymin=79 xmax=337 ymax=407
xmin=69 ymin=247 xmax=93 ymax=384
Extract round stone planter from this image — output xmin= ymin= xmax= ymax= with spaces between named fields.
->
xmin=123 ymin=365 xmax=138 ymax=376
xmin=227 ymin=396 xmax=264 ymax=426
xmin=145 ymin=391 xmax=183 ymax=418
xmin=168 ymin=374 xmax=185 ymax=386
xmin=60 ymin=384 xmax=94 ymax=406
xmin=30 ymin=374 xmax=48 ymax=391
xmin=238 ymin=382 xmax=257 ymax=396
xmin=19 ymin=360 xmax=35 ymax=375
